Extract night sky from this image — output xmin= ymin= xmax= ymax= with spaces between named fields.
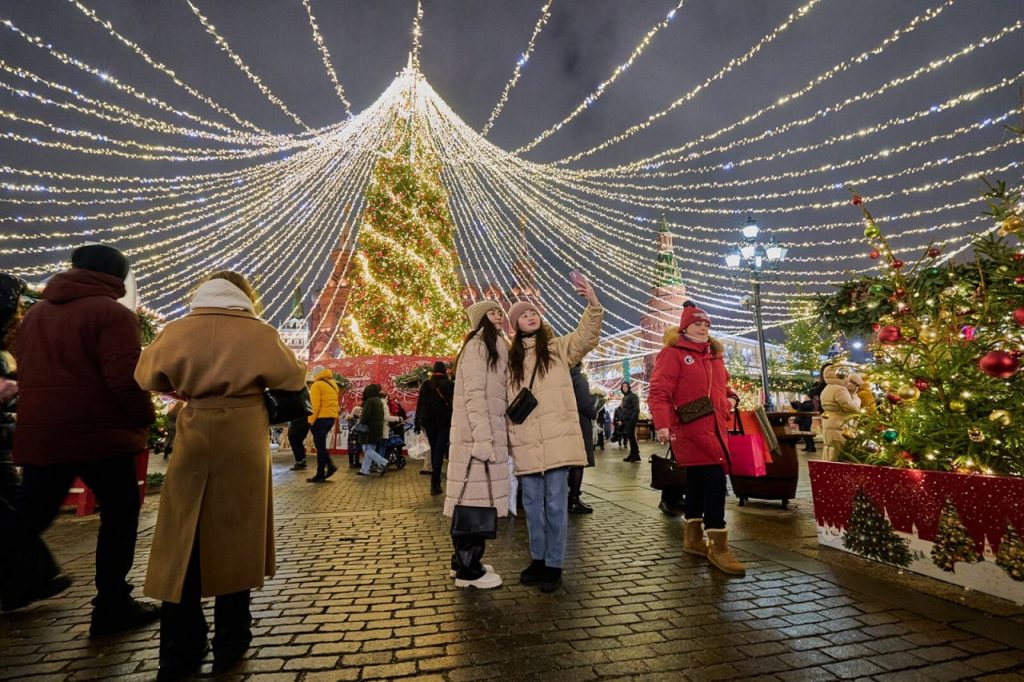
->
xmin=1 ymin=0 xmax=1022 ymax=337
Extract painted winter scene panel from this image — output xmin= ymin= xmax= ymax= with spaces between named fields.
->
xmin=808 ymin=461 xmax=1024 ymax=603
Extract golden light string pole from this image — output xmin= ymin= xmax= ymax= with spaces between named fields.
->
xmin=66 ymin=0 xmax=271 ymax=137
xmin=410 ymin=0 xmax=424 ymax=73
xmin=185 ymin=0 xmax=311 ymax=132
xmin=0 ymin=19 xmax=264 ymax=138
xmin=509 ymin=0 xmax=683 ymax=151
xmin=559 ymin=0 xmax=959 ymax=169
xmin=301 ymin=0 xmax=352 ymax=116
xmin=575 ymin=11 xmax=1021 ymax=177
xmin=571 ymin=101 xmax=1021 ymax=191
xmin=569 ymin=136 xmax=1024 ymax=210
xmin=479 ymin=0 xmax=554 ymax=137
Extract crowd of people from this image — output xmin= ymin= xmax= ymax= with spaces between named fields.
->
xmin=0 ymin=243 xmax=770 ymax=679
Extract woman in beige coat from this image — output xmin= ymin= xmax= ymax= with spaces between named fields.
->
xmin=134 ymin=271 xmax=305 ymax=679
xmin=508 ymin=275 xmax=603 ymax=593
xmin=820 ymin=365 xmax=863 ymax=461
xmin=444 ymin=300 xmax=510 ymax=589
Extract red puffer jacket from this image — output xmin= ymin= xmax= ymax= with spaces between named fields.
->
xmin=647 ymin=330 xmax=736 ymax=470
xmin=14 ymin=269 xmax=155 ymax=465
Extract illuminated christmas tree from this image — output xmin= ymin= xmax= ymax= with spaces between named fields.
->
xmin=930 ymin=498 xmax=981 ymax=572
xmin=814 ymin=182 xmax=1024 ymax=476
xmin=996 ymin=521 xmax=1024 ymax=581
xmin=338 ymin=113 xmax=464 ymax=356
xmin=842 ymin=489 xmax=912 ymax=567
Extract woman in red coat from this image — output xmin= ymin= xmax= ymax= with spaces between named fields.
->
xmin=648 ymin=307 xmax=745 ymax=576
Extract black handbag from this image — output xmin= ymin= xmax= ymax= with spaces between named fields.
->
xmin=264 ymin=386 xmax=312 ymax=425
xmin=650 ymin=446 xmax=687 ymax=490
xmin=506 ymin=361 xmax=540 ymax=425
xmin=450 ymin=459 xmax=498 ymax=540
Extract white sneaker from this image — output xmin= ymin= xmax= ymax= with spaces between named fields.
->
xmin=454 ymin=571 xmax=503 ymax=589
xmin=449 ymin=563 xmax=493 ymax=578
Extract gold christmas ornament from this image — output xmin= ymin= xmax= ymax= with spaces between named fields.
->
xmin=967 ymin=427 xmax=985 ymax=443
xmin=949 ymin=399 xmax=967 ymax=413
xmin=896 ymin=384 xmax=921 ymax=402
xmin=989 ymin=409 xmax=1013 ymax=427
xmin=879 ymin=380 xmax=893 ymax=391
xmin=841 ymin=428 xmax=855 ymax=440
xmin=918 ymin=326 xmax=940 ymax=344
xmin=998 ymin=214 xmax=1023 ymax=236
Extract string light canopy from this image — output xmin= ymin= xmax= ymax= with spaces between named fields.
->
xmin=0 ymin=0 xmax=1019 ymax=352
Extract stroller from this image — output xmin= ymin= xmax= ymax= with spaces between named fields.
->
xmin=381 ymin=422 xmax=409 ymax=470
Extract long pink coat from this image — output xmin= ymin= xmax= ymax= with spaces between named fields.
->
xmin=647 ymin=330 xmax=735 ymax=470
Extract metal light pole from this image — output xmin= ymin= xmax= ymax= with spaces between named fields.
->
xmin=725 ymin=216 xmax=786 ymax=410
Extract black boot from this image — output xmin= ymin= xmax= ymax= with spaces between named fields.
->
xmin=519 ymin=559 xmax=545 ymax=585
xmin=539 ymin=566 xmax=562 ymax=593
xmin=569 ymin=499 xmax=593 ymax=514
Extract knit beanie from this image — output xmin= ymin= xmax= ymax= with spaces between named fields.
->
xmin=71 ymin=244 xmax=130 ymax=281
xmin=507 ymin=300 xmax=541 ymax=331
xmin=0 ymin=273 xmax=26 ymax=328
xmin=679 ymin=306 xmax=712 ymax=330
xmin=466 ymin=299 xmax=501 ymax=330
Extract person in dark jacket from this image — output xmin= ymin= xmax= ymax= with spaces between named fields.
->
xmin=357 ymin=384 xmax=389 ymax=476
xmin=619 ymin=382 xmax=641 ymax=462
xmin=414 ymin=361 xmax=454 ymax=495
xmin=0 ymin=274 xmax=25 ymax=598
xmin=6 ymin=245 xmax=158 ymax=632
xmin=790 ymin=395 xmax=816 ymax=452
xmin=568 ymin=363 xmax=596 ymax=514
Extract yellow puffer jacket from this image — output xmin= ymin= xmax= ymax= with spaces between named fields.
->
xmin=308 ymin=368 xmax=340 ymax=424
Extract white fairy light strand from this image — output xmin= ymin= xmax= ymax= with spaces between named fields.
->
xmin=301 ymin=0 xmax=352 ymax=116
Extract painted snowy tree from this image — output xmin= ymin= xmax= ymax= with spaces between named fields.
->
xmin=996 ymin=521 xmax=1024 ymax=581
xmin=930 ymin=498 xmax=982 ymax=572
xmin=842 ymin=489 xmax=912 ymax=567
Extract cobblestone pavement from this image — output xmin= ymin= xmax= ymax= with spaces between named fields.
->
xmin=2 ymin=440 xmax=1024 ymax=681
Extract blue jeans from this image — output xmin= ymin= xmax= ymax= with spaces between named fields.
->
xmin=520 ymin=467 xmax=569 ymax=568
xmin=359 ymin=443 xmax=388 ymax=474
xmin=310 ymin=418 xmax=335 ymax=475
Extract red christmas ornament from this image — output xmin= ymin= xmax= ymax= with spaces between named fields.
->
xmin=978 ymin=350 xmax=1020 ymax=379
xmin=1013 ymin=306 xmax=1024 ymax=327
xmin=871 ymin=322 xmax=881 ymax=332
xmin=851 ymin=194 xmax=863 ymax=206
xmin=877 ymin=325 xmax=902 ymax=343
xmin=1016 ymin=275 xmax=1024 ymax=286
xmin=927 ymin=247 xmax=941 ymax=258
xmin=890 ymin=259 xmax=905 ymax=270
xmin=894 ymin=287 xmax=907 ymax=297
xmin=886 ymin=393 xmax=902 ymax=404
xmin=869 ymin=249 xmax=880 ymax=259
xmin=913 ymin=378 xmax=930 ymax=391
xmin=1013 ymin=252 xmax=1023 ymax=262
xmin=961 ymin=325 xmax=976 ymax=341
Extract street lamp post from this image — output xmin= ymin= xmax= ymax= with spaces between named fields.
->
xmin=725 ymin=216 xmax=787 ymax=410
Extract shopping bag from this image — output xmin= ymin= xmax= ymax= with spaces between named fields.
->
xmin=728 ymin=434 xmax=768 ymax=477
xmin=406 ymin=432 xmax=429 ymax=460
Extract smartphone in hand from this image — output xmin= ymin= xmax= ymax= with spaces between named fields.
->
xmin=569 ymin=270 xmax=586 ymax=287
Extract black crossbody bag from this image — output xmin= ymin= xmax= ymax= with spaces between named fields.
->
xmin=506 ymin=361 xmax=540 ymax=424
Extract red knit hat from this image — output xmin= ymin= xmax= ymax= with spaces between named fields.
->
xmin=679 ymin=306 xmax=712 ymax=330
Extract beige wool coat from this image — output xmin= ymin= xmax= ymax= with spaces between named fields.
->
xmin=135 ymin=291 xmax=305 ymax=602
xmin=444 ymin=332 xmax=511 ymax=517
xmin=508 ymin=305 xmax=603 ymax=475
xmin=820 ymin=364 xmax=863 ymax=461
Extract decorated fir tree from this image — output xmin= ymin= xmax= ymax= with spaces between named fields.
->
xmin=842 ymin=489 xmax=912 ymax=567
xmin=996 ymin=521 xmax=1024 ymax=581
xmin=930 ymin=498 xmax=982 ymax=572
xmin=337 ymin=116 xmax=464 ymax=356
xmin=814 ymin=182 xmax=1024 ymax=476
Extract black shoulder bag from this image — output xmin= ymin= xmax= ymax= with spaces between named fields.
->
xmin=506 ymin=361 xmax=540 ymax=424
xmin=450 ymin=460 xmax=498 ymax=539
xmin=264 ymin=386 xmax=312 ymax=425
xmin=650 ymin=445 xmax=688 ymax=490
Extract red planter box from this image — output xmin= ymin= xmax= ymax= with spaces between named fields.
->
xmin=808 ymin=460 xmax=1024 ymax=603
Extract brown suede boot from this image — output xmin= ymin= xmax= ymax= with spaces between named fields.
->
xmin=683 ymin=519 xmax=709 ymax=557
xmin=706 ymin=529 xmax=746 ymax=576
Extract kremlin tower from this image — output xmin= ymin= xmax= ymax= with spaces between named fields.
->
xmin=638 ymin=215 xmax=690 ymax=377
